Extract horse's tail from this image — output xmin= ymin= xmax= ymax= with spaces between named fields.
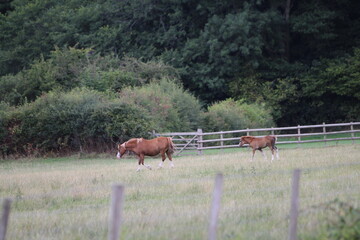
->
xmin=271 ymin=135 xmax=277 ymax=149
xmin=167 ymin=137 xmax=175 ymax=154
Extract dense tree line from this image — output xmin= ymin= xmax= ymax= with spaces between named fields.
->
xmin=0 ymin=0 xmax=359 ymax=156
xmin=0 ymin=48 xmax=272 ymax=157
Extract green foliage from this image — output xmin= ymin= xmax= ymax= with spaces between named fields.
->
xmin=0 ymin=47 xmax=179 ymax=106
xmin=201 ymin=98 xmax=274 ymax=132
xmin=1 ymin=88 xmax=153 ymax=156
xmin=0 ymin=102 xmax=12 ymax=157
xmin=258 ymin=48 xmax=360 ymax=125
xmin=0 ymin=47 xmax=91 ymax=105
xmin=119 ymin=78 xmax=202 ymax=132
xmin=301 ymin=199 xmax=360 ymax=240
xmin=0 ymin=0 xmax=359 ymax=149
xmin=167 ymin=3 xmax=284 ymax=102
xmin=325 ymin=200 xmax=360 ymax=240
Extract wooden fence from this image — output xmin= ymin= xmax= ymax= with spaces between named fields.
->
xmin=154 ymin=122 xmax=360 ymax=156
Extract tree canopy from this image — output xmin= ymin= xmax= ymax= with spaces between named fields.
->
xmin=1 ymin=0 xmax=360 ymax=127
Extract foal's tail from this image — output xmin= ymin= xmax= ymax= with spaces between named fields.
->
xmin=167 ymin=137 xmax=176 ymax=154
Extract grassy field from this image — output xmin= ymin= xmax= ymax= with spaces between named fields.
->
xmin=1 ymin=144 xmax=360 ymax=240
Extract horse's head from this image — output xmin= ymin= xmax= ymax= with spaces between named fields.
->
xmin=117 ymin=142 xmax=127 ymax=159
xmin=239 ymin=136 xmax=250 ymax=146
xmin=239 ymin=137 xmax=244 ymax=147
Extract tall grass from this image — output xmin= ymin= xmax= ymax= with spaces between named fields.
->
xmin=1 ymin=145 xmax=359 ymax=239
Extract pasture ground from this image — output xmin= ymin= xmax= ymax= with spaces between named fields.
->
xmin=1 ymin=144 xmax=360 ymax=240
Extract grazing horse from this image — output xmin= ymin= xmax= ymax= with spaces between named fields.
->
xmin=117 ymin=137 xmax=175 ymax=171
xmin=239 ymin=135 xmax=279 ymax=161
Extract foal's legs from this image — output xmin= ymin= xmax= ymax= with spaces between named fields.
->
xmin=259 ymin=149 xmax=267 ymax=160
xmin=270 ymin=148 xmax=275 ymax=161
xmin=270 ymin=145 xmax=279 ymax=161
xmin=251 ymin=149 xmax=256 ymax=161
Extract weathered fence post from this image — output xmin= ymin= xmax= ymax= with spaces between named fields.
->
xmin=197 ymin=128 xmax=203 ymax=155
xmin=350 ymin=122 xmax=355 ymax=144
xmin=323 ymin=122 xmax=327 ymax=146
xmin=208 ymin=173 xmax=224 ymax=240
xmin=246 ymin=128 xmax=250 ymax=136
xmin=297 ymin=125 xmax=301 ymax=148
xmin=220 ymin=132 xmax=224 ymax=150
xmin=0 ymin=198 xmax=11 ymax=240
xmin=108 ymin=185 xmax=125 ymax=240
xmin=289 ymin=169 xmax=301 ymax=240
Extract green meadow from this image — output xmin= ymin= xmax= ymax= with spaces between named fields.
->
xmin=1 ymin=144 xmax=360 ymax=240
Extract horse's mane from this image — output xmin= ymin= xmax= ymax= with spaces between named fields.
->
xmin=241 ymin=136 xmax=255 ymax=143
xmin=122 ymin=138 xmax=140 ymax=148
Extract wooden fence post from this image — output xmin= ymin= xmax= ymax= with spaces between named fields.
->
xmin=197 ymin=129 xmax=203 ymax=155
xmin=0 ymin=198 xmax=11 ymax=240
xmin=108 ymin=185 xmax=125 ymax=240
xmin=289 ymin=169 xmax=301 ymax=240
xmin=208 ymin=174 xmax=224 ymax=240
xmin=350 ymin=122 xmax=355 ymax=144
xmin=220 ymin=132 xmax=224 ymax=150
xmin=297 ymin=125 xmax=301 ymax=148
xmin=323 ymin=122 xmax=327 ymax=146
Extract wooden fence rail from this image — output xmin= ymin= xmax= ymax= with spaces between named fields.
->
xmin=154 ymin=122 xmax=360 ymax=156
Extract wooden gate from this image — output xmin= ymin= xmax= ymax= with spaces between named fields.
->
xmin=153 ymin=129 xmax=202 ymax=156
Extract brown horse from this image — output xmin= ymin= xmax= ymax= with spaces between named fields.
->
xmin=117 ymin=137 xmax=175 ymax=171
xmin=239 ymin=135 xmax=279 ymax=161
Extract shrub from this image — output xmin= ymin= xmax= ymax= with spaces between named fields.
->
xmin=1 ymin=88 xmax=153 ymax=157
xmin=324 ymin=200 xmax=360 ymax=240
xmin=119 ymin=78 xmax=202 ymax=132
xmin=0 ymin=102 xmax=13 ymax=157
xmin=201 ymin=98 xmax=275 ymax=132
xmin=0 ymin=47 xmax=181 ymax=107
xmin=300 ymin=199 xmax=360 ymax=240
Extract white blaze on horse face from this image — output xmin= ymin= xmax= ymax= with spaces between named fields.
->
xmin=116 ymin=151 xmax=121 ymax=159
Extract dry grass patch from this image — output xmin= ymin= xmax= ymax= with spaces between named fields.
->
xmin=1 ymin=145 xmax=359 ymax=239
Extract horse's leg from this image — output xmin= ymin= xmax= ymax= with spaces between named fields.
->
xmin=270 ymin=147 xmax=275 ymax=162
xmin=136 ymin=157 xmax=142 ymax=172
xmin=259 ymin=149 xmax=267 ymax=160
xmin=141 ymin=154 xmax=151 ymax=170
xmin=251 ymin=149 xmax=256 ymax=161
xmin=158 ymin=151 xmax=166 ymax=169
xmin=275 ymin=146 xmax=279 ymax=160
xmin=166 ymin=151 xmax=174 ymax=168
